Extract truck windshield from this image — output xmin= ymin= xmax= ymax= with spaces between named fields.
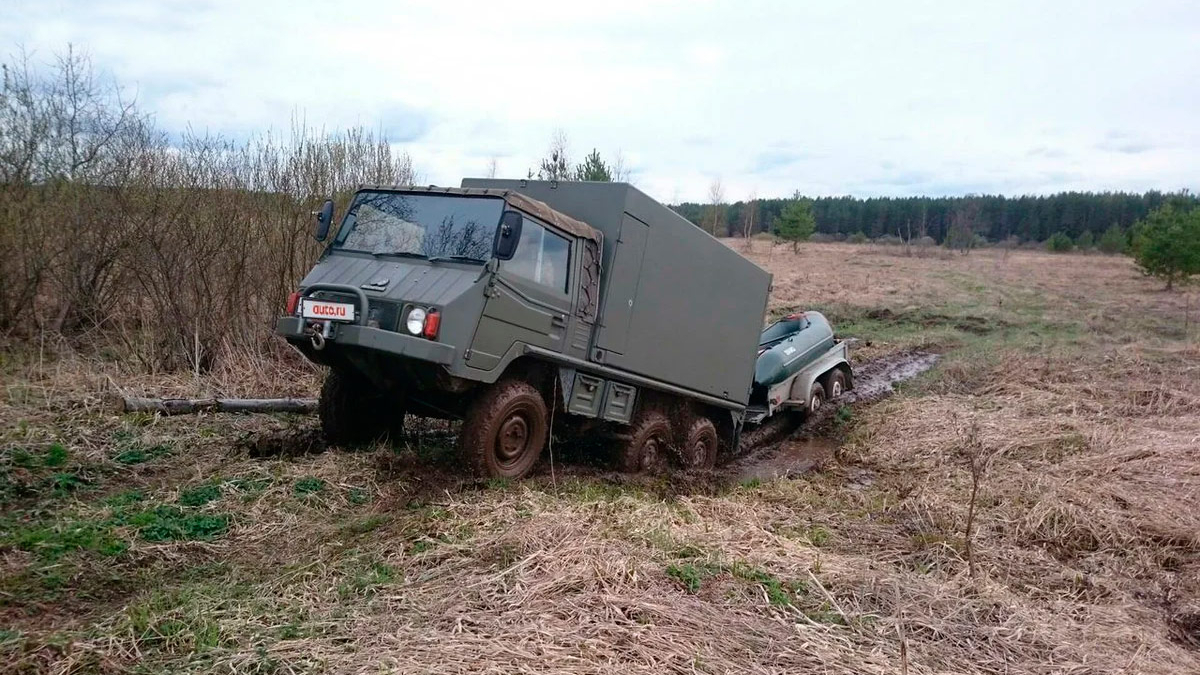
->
xmin=333 ymin=191 xmax=502 ymax=261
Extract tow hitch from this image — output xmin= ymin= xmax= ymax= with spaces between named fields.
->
xmin=304 ymin=321 xmax=334 ymax=351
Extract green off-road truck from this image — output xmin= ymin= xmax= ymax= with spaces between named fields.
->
xmin=277 ymin=179 xmax=851 ymax=478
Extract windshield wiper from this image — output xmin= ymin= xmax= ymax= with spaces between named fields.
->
xmin=373 ymin=251 xmax=428 ymax=260
xmin=427 ymin=255 xmax=486 ymax=264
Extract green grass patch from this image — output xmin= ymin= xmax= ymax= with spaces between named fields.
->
xmin=117 ymin=505 xmax=230 ymax=542
xmin=666 ymin=562 xmax=721 ymax=593
xmin=177 ymin=484 xmax=222 ymax=507
xmin=44 ymin=471 xmax=87 ymax=495
xmin=6 ymin=518 xmax=129 ymax=561
xmin=113 ymin=442 xmax=172 ymax=465
xmin=727 ymin=562 xmax=804 ymax=607
xmin=409 ymin=539 xmax=436 ymax=554
xmin=337 ymin=560 xmax=396 ymax=598
xmin=293 ymin=477 xmax=326 ymax=496
xmin=106 ymin=489 xmax=146 ymax=507
xmin=43 ymin=443 xmax=68 ymax=467
xmin=124 ymin=586 xmax=230 ymax=654
xmin=341 ymin=514 xmax=391 ymax=536
xmin=664 ymin=557 xmax=811 ymax=608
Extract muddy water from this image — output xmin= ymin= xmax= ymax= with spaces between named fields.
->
xmin=730 ymin=350 xmax=939 ymax=481
xmin=736 ymin=437 xmax=838 ymax=482
xmin=842 ymin=351 xmax=940 ymax=402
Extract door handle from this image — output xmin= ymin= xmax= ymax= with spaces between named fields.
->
xmin=551 ymin=315 xmax=567 ymax=327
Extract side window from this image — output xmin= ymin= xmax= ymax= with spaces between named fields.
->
xmin=504 ymin=217 xmax=571 ymax=292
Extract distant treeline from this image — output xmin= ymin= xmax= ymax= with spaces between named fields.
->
xmin=673 ymin=192 xmax=1199 ymax=243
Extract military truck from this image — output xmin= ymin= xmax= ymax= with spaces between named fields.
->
xmin=276 ymin=179 xmax=851 ymax=478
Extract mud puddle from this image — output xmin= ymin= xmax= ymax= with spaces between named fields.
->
xmin=842 ymin=350 xmax=940 ymax=402
xmin=729 ymin=350 xmax=939 ymax=481
xmin=735 ymin=437 xmax=838 ymax=482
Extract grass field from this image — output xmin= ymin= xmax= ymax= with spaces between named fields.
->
xmin=2 ymin=242 xmax=1198 ymax=673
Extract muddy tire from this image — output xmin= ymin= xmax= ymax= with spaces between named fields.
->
xmin=460 ymin=380 xmax=548 ymax=479
xmin=826 ymin=369 xmax=847 ymax=400
xmin=677 ymin=417 xmax=718 ymax=471
xmin=618 ymin=411 xmax=671 ymax=474
xmin=807 ymin=381 xmax=827 ymax=414
xmin=319 ymin=369 xmax=392 ymax=446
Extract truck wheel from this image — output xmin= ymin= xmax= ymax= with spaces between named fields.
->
xmin=826 ymin=369 xmax=847 ymax=399
xmin=678 ymin=417 xmax=718 ymax=470
xmin=319 ymin=369 xmax=390 ymax=446
xmin=460 ymin=380 xmax=548 ymax=479
xmin=619 ymin=411 xmax=671 ymax=474
xmin=808 ymin=382 xmax=827 ymax=413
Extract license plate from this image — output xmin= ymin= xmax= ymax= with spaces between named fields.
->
xmin=302 ymin=299 xmax=356 ymax=322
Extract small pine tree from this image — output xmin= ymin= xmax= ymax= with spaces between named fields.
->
xmin=1098 ymin=224 xmax=1126 ymax=254
xmin=574 ymin=149 xmax=612 ymax=182
xmin=1045 ymin=232 xmax=1074 ymax=252
xmin=773 ymin=197 xmax=816 ymax=253
xmin=1075 ymin=230 xmax=1094 ymax=249
xmin=1131 ymin=205 xmax=1200 ymax=290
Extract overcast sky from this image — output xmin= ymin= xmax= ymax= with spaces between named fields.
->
xmin=6 ymin=0 xmax=1200 ymax=202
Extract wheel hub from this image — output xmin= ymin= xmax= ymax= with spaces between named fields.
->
xmin=642 ymin=438 xmax=662 ymax=471
xmin=497 ymin=414 xmax=529 ymax=465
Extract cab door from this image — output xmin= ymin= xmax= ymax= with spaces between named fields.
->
xmin=466 ymin=215 xmax=576 ymax=371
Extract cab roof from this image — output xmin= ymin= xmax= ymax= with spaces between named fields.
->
xmin=358 ymin=184 xmax=602 ymax=244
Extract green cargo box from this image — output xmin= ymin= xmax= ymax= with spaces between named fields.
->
xmin=462 ymin=179 xmax=772 ymax=407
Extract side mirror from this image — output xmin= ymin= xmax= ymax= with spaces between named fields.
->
xmin=314 ymin=199 xmax=334 ymax=242
xmin=493 ymin=210 xmax=523 ymax=260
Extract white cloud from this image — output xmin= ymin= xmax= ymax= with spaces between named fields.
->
xmin=4 ymin=0 xmax=1199 ymax=201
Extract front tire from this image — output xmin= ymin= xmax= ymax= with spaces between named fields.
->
xmin=460 ymin=380 xmax=549 ymax=479
xmin=319 ymin=369 xmax=393 ymax=446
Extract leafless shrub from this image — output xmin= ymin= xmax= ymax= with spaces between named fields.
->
xmin=1 ymin=48 xmax=416 ymax=372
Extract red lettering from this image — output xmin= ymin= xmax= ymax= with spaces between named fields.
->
xmin=310 ymin=304 xmax=348 ymax=318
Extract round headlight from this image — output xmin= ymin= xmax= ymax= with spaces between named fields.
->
xmin=405 ymin=307 xmax=427 ymax=335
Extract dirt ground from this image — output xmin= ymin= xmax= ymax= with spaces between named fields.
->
xmin=2 ymin=242 xmax=1199 ymax=673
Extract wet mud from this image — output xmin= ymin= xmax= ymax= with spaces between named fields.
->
xmin=727 ymin=350 xmax=939 ymax=482
xmin=242 ymin=350 xmax=939 ymax=490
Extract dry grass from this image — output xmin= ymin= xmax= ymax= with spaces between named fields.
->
xmin=2 ymin=243 xmax=1199 ymax=673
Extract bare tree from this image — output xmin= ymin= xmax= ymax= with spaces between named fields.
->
xmin=485 ymin=156 xmax=498 ymax=178
xmin=741 ymin=191 xmax=758 ymax=251
xmin=611 ymin=150 xmax=631 ymax=182
xmin=955 ymin=420 xmax=994 ymax=579
xmin=0 ymin=46 xmax=420 ymax=371
xmin=535 ymin=129 xmax=571 ymax=181
xmin=703 ymin=178 xmax=726 ymax=237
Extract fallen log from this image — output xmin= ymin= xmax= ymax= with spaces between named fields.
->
xmin=118 ymin=397 xmax=317 ymax=415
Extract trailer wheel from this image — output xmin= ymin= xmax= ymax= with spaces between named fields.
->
xmin=826 ymin=369 xmax=847 ymax=399
xmin=678 ymin=417 xmax=718 ymax=470
xmin=460 ymin=380 xmax=548 ymax=479
xmin=319 ymin=369 xmax=393 ymax=446
xmin=618 ymin=411 xmax=671 ymax=474
xmin=808 ymin=382 xmax=827 ymax=413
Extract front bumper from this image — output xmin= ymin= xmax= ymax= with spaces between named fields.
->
xmin=276 ymin=317 xmax=456 ymax=365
